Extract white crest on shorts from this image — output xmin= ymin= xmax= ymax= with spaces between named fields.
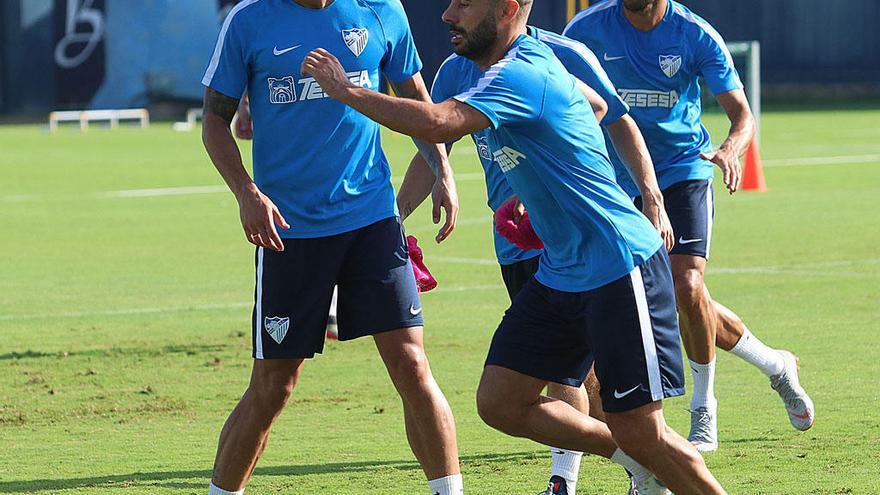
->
xmin=659 ymin=54 xmax=682 ymax=78
xmin=264 ymin=316 xmax=290 ymax=344
xmin=342 ymin=28 xmax=369 ymax=57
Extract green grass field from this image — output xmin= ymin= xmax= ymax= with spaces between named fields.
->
xmin=1 ymin=106 xmax=879 ymax=494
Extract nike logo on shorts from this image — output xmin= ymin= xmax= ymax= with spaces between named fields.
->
xmin=679 ymin=237 xmax=703 ymax=245
xmin=410 ymin=305 xmax=422 ymax=316
xmin=613 ymin=384 xmax=641 ymax=399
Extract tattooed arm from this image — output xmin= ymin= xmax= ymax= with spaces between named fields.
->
xmin=202 ymin=87 xmax=289 ymax=251
xmin=389 ymin=74 xmax=459 ymax=243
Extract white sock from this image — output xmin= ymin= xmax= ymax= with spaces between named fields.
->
xmin=428 ymin=474 xmax=463 ymax=495
xmin=550 ymin=447 xmax=582 ymax=493
xmin=208 ymin=482 xmax=244 ymax=495
xmin=611 ymin=448 xmax=651 ymax=484
xmin=729 ymin=328 xmax=784 ymax=377
xmin=329 ymin=285 xmax=338 ymax=318
xmin=689 ymin=358 xmax=717 ymax=410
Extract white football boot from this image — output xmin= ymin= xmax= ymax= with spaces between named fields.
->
xmin=770 ymin=350 xmax=815 ymax=431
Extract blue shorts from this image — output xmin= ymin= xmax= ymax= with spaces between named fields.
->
xmin=252 ymin=217 xmax=423 ymax=359
xmin=499 ymin=255 xmax=541 ymax=302
xmin=486 ymin=249 xmax=685 ymax=413
xmin=636 ymin=179 xmax=714 ymax=259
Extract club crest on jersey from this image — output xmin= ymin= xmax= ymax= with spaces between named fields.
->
xmin=267 ymin=76 xmax=296 ymax=104
xmin=342 ymin=28 xmax=369 ymax=57
xmin=264 ymin=316 xmax=290 ymax=344
xmin=659 ymin=55 xmax=682 ymax=78
xmin=476 ymin=136 xmax=492 ymax=161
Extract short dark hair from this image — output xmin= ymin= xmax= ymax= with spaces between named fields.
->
xmin=492 ymin=0 xmax=534 ymax=16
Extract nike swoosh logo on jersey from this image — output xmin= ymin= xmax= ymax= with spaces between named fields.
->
xmin=273 ymin=44 xmax=302 ymax=56
xmin=679 ymin=237 xmax=704 ymax=245
xmin=604 ymin=53 xmax=625 ymax=61
xmin=613 ymin=384 xmax=641 ymax=399
xmin=410 ymin=305 xmax=423 ymax=316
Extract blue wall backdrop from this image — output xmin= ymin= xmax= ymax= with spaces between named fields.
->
xmin=406 ymin=0 xmax=880 ymax=92
xmin=1 ymin=0 xmax=878 ymax=115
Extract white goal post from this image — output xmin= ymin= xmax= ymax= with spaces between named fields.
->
xmin=48 ymin=108 xmax=150 ymax=132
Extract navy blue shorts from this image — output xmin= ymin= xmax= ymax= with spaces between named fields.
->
xmin=252 ymin=217 xmax=423 ymax=359
xmin=499 ymin=256 xmax=541 ymax=302
xmin=485 ymin=249 xmax=685 ymax=413
xmin=636 ymin=179 xmax=714 ymax=259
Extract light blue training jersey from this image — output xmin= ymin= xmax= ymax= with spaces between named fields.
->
xmin=202 ymin=0 xmax=422 ymax=238
xmin=432 ymin=26 xmax=630 ymax=266
xmin=564 ymin=0 xmax=743 ymax=197
xmin=434 ymin=35 xmax=662 ymax=292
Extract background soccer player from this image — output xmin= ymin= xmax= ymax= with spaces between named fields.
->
xmin=396 ymin=23 xmax=675 ymax=495
xmin=302 ymin=0 xmax=727 ymax=493
xmin=564 ymin=0 xmax=815 ymax=452
xmin=200 ymin=1 xmax=464 ymax=494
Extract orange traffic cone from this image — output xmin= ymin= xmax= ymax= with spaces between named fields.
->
xmin=742 ymin=136 xmax=766 ymax=192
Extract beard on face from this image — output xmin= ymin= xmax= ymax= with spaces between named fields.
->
xmin=623 ymin=0 xmax=653 ymax=12
xmin=449 ymin=10 xmax=498 ymax=60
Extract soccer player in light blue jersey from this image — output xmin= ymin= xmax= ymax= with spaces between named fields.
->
xmin=564 ymin=0 xmax=815 ymax=452
xmin=200 ymin=1 xmax=464 ymax=494
xmin=396 ymin=24 xmax=677 ymax=495
xmin=302 ymin=0 xmax=726 ymax=493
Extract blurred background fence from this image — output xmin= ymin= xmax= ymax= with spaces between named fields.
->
xmin=1 ymin=0 xmax=878 ymax=117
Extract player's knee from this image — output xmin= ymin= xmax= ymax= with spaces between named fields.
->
xmin=249 ymin=369 xmax=299 ymax=412
xmin=387 ymin=343 xmax=431 ymax=391
xmin=475 ymin=384 xmax=513 ymax=431
xmin=608 ymin=417 xmax=664 ymax=459
xmin=673 ymin=268 xmax=705 ymax=307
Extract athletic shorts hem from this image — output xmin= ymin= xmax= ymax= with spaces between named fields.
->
xmin=601 ymin=386 xmax=686 ymax=414
xmin=335 ymin=318 xmax=425 ymax=342
xmin=253 ymin=350 xmax=317 ymax=360
xmin=483 ymin=360 xmax=585 ymax=388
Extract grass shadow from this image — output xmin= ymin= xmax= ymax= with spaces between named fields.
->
xmin=0 ymin=343 xmax=230 ymax=362
xmin=0 ymin=452 xmax=541 ymax=493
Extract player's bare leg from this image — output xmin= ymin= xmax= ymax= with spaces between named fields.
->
xmin=211 ymin=358 xmax=305 ymax=492
xmin=604 ymin=402 xmax=726 ymax=494
xmin=374 ymin=327 xmax=462 ymax=488
xmin=544 ymin=382 xmax=589 ymax=494
xmin=478 ymin=366 xmax=684 ymax=494
xmin=670 ymin=254 xmax=720 ymax=451
xmin=542 ymin=371 xmax=603 ymax=494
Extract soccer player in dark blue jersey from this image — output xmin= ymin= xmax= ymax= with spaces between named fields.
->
xmin=564 ymin=0 xmax=814 ymax=452
xmin=303 ymin=1 xmax=726 ymax=493
xmin=200 ymin=1 xmax=464 ymax=494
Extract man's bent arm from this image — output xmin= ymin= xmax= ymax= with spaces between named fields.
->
xmin=716 ymin=89 xmax=755 ymax=158
xmin=606 ymin=114 xmax=674 ymax=250
xmin=397 ymin=143 xmax=455 ymax=222
xmin=391 ymin=74 xmax=454 ymax=178
xmin=704 ymin=89 xmax=756 ymax=194
xmin=390 ymin=75 xmax=459 ymax=241
xmin=302 ymin=49 xmax=490 ymax=144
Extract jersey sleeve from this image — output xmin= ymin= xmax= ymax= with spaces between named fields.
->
xmin=693 ymin=24 xmax=743 ymax=96
xmin=430 ymin=56 xmax=457 ymax=103
xmin=201 ymin=9 xmax=248 ymax=99
xmin=452 ymin=59 xmax=545 ymax=129
xmin=553 ymin=43 xmax=629 ymax=125
xmin=378 ymin=0 xmax=423 ymax=83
